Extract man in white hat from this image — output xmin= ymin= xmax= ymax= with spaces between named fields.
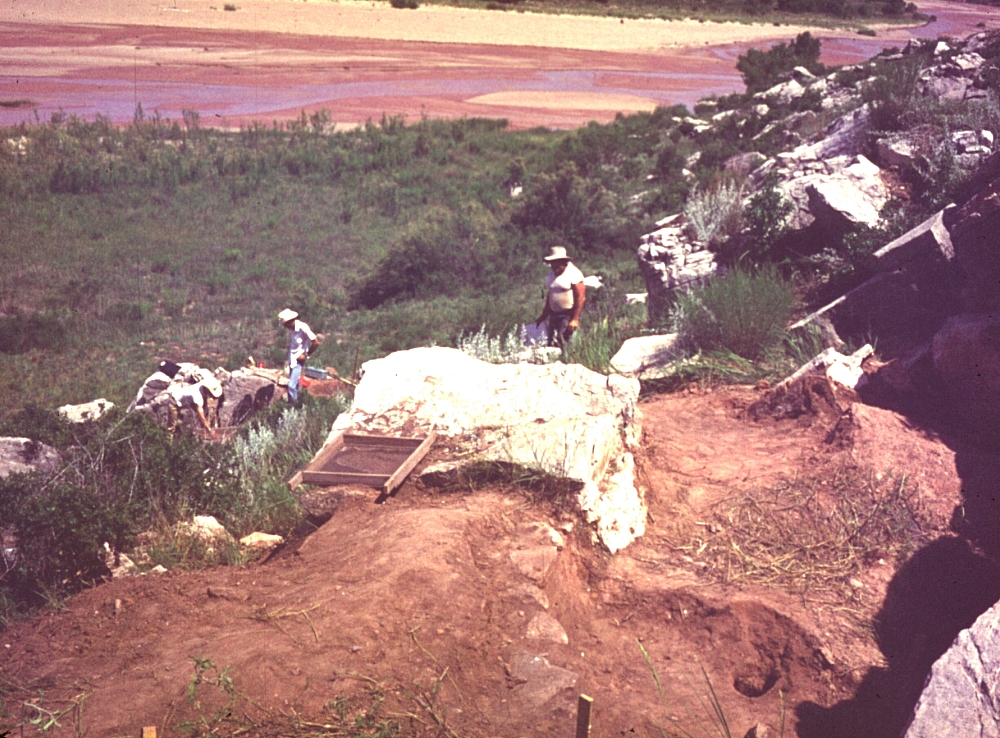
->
xmin=535 ymin=245 xmax=586 ymax=348
xmin=278 ymin=309 xmax=317 ymax=403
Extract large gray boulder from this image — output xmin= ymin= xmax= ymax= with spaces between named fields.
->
xmin=0 ymin=437 xmax=60 ymax=479
xmin=805 ymin=155 xmax=891 ymax=230
xmin=904 ymin=598 xmax=1000 ymax=738
xmin=215 ymin=367 xmax=284 ymax=429
xmin=871 ymin=207 xmax=955 ymax=272
xmin=749 ymin=107 xmax=876 ymax=232
xmin=333 ymin=347 xmax=644 ymax=553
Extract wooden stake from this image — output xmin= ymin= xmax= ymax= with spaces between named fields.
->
xmin=351 ymin=346 xmax=361 ymax=383
xmin=141 ymin=727 xmax=157 ymax=738
xmin=575 ymin=694 xmax=593 ymax=738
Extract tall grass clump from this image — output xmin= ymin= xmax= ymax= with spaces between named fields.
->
xmin=562 ymin=286 xmax=646 ymax=373
xmin=683 ymin=180 xmax=745 ymax=246
xmin=674 ymin=267 xmax=795 ymax=360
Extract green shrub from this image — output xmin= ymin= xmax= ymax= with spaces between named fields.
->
xmin=0 ymin=310 xmax=69 ymax=354
xmin=736 ymin=32 xmax=826 ymax=94
xmin=863 ymin=56 xmax=923 ymax=132
xmin=511 ymin=162 xmax=631 ymax=256
xmin=726 ymin=173 xmax=793 ymax=266
xmin=674 ymin=267 xmax=795 ymax=360
xmin=457 ymin=325 xmax=524 ymax=364
xmin=0 ymin=396 xmax=345 ymax=623
xmin=561 ymin=286 xmax=646 ymax=373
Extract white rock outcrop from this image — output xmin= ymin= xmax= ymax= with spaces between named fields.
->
xmin=0 ymin=437 xmax=60 ymax=479
xmin=609 ymin=334 xmax=683 ymax=379
xmin=58 ymin=398 xmax=114 ymax=423
xmin=637 ymin=215 xmax=721 ymax=325
xmin=904 ymin=599 xmax=1000 ymax=738
xmin=334 ymin=347 xmax=644 ymax=552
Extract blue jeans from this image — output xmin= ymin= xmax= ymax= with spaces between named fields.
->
xmin=288 ymin=362 xmax=303 ymax=402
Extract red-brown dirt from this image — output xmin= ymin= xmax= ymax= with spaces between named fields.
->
xmin=3 ymin=383 xmax=994 ymax=738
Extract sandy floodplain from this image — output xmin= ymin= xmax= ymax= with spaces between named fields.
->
xmin=0 ymin=0 xmax=995 ymax=128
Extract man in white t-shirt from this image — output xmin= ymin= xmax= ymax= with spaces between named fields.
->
xmin=535 ymin=245 xmax=586 ymax=348
xmin=166 ymin=379 xmax=219 ymax=437
xmin=278 ymin=308 xmax=317 ymax=403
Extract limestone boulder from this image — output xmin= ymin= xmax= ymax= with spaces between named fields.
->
xmin=950 ymin=176 xmax=1000 ymax=312
xmin=871 ymin=207 xmax=955 ymax=272
xmin=904 ymin=598 xmax=1000 ymax=738
xmin=609 ymin=334 xmax=683 ymax=379
xmin=336 ymin=347 xmax=644 ymax=552
xmin=510 ymin=653 xmax=578 ymax=710
xmin=240 ymin=532 xmax=284 ymax=552
xmin=637 ymin=215 xmax=721 ymax=325
xmin=175 ymin=515 xmax=236 ymax=554
xmin=0 ymin=437 xmax=60 ymax=479
xmin=749 ymin=106 xmax=874 ymax=232
xmin=58 ymin=398 xmax=114 ymax=423
xmin=723 ymin=151 xmax=767 ymax=178
xmin=753 ymin=77 xmax=806 ymax=105
xmin=876 ymin=135 xmax=923 ymax=173
xmin=216 ymin=367 xmax=284 ymax=429
xmin=805 ymin=155 xmax=891 ymax=230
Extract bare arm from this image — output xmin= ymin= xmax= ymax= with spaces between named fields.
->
xmin=568 ymin=282 xmax=586 ymax=329
xmin=194 ymin=404 xmax=214 ymax=436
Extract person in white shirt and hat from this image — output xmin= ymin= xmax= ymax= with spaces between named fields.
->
xmin=166 ymin=376 xmax=221 ymax=438
xmin=278 ymin=308 xmax=317 ymax=403
xmin=535 ymin=245 xmax=586 ymax=348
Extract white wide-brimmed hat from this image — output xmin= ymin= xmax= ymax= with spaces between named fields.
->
xmin=543 ymin=245 xmax=570 ymax=262
xmin=277 ymin=308 xmax=298 ymax=323
xmin=194 ymin=368 xmax=224 ymax=398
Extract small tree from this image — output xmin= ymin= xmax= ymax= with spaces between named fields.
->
xmin=736 ymin=32 xmax=826 ymax=94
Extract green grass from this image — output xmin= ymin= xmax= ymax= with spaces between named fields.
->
xmin=0 ymin=110 xmax=677 ymax=416
xmin=674 ymin=267 xmax=795 ymax=361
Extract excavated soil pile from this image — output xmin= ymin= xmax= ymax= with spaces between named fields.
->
xmin=1 ymin=384 xmax=993 ymax=738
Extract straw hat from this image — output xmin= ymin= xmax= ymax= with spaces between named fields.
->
xmin=277 ymin=308 xmax=298 ymax=324
xmin=194 ymin=368 xmax=224 ymax=398
xmin=543 ymin=245 xmax=570 ymax=262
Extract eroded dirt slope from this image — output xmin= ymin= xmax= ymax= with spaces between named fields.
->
xmin=2 ymin=385 xmax=994 ymax=738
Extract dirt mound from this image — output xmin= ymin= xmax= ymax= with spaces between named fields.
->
xmin=0 ymin=386 xmax=988 ymax=737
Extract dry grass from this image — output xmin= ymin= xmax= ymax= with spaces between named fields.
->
xmin=675 ymin=466 xmax=929 ymax=602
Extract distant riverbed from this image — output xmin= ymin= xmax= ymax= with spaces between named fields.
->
xmin=0 ymin=0 xmax=996 ymax=129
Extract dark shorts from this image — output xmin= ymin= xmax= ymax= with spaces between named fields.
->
xmin=546 ymin=311 xmax=576 ymax=348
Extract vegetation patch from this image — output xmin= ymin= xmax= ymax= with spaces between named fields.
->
xmin=0 ymin=395 xmax=345 ymax=624
xmin=676 ymin=466 xmax=930 ymax=605
xmin=674 ymin=267 xmax=795 ymax=361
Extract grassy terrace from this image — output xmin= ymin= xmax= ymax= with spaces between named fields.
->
xmin=0 ymin=111 xmax=663 ymax=417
